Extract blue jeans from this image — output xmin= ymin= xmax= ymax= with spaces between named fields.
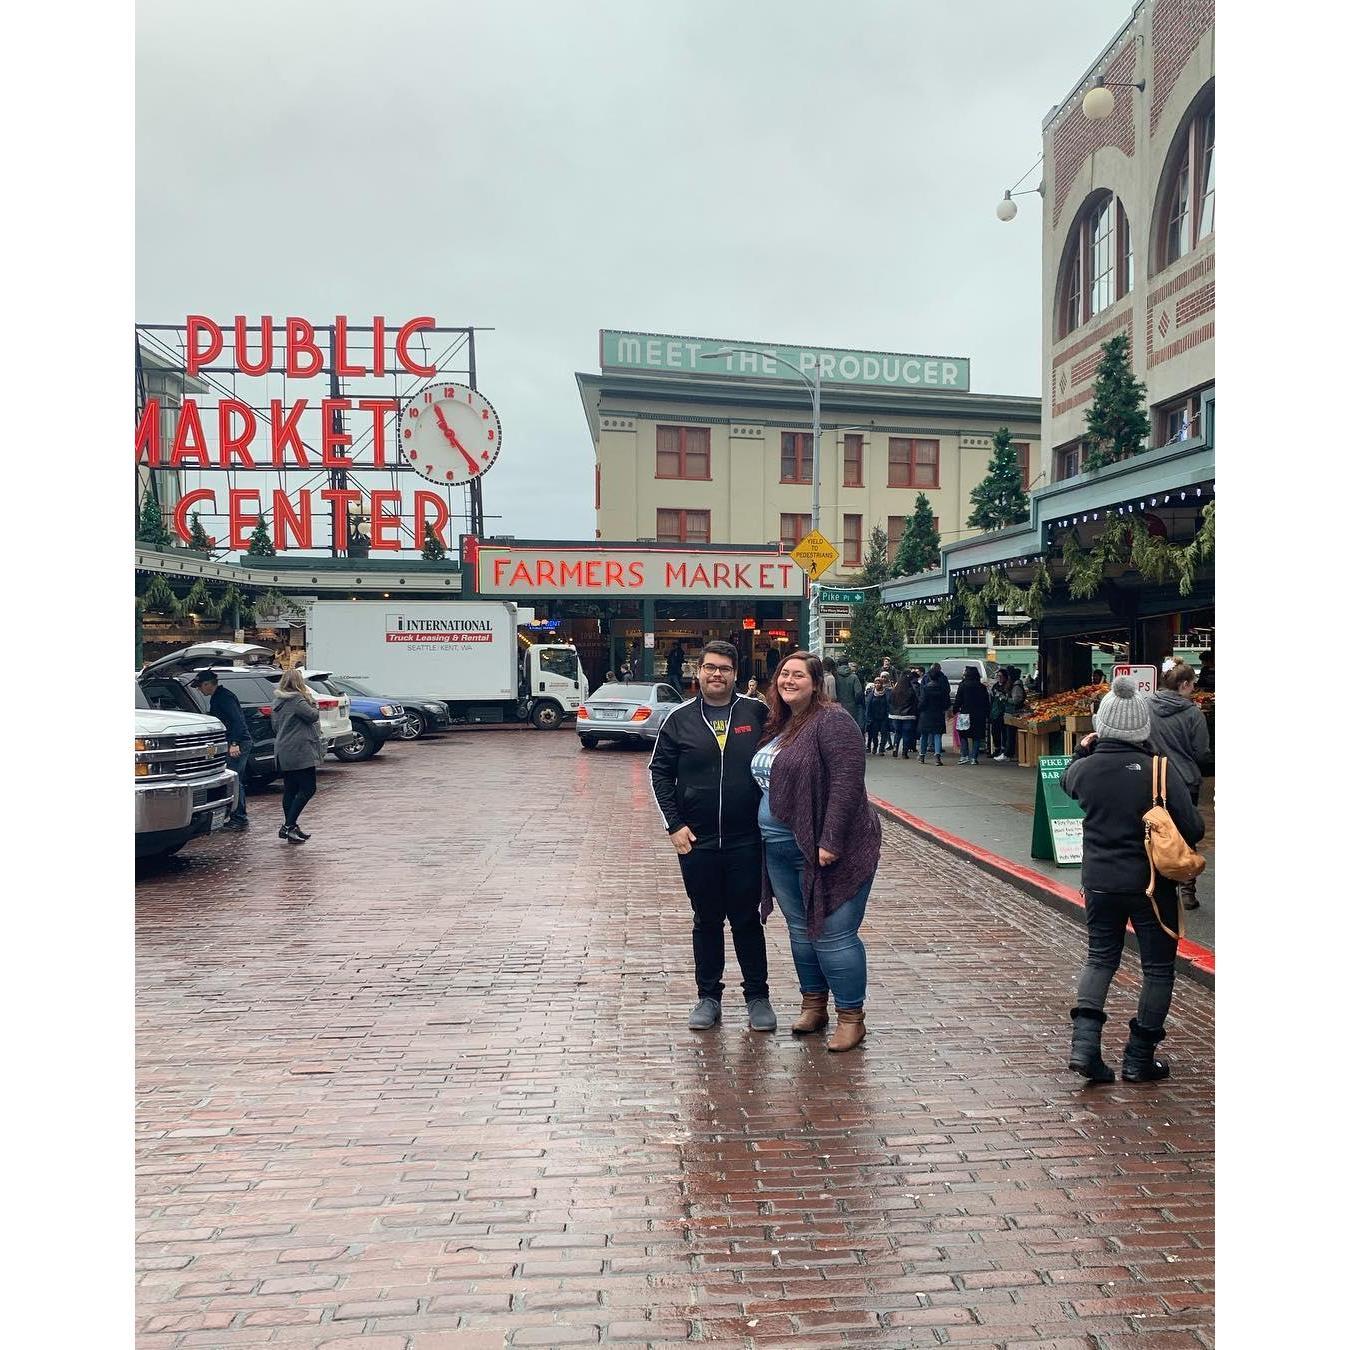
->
xmin=760 ymin=803 xmax=871 ymax=1009
xmin=232 ymin=742 xmax=252 ymax=818
xmin=959 ymin=732 xmax=980 ymax=762
xmin=919 ymin=730 xmax=943 ymax=756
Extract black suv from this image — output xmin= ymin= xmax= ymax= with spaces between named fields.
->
xmin=138 ymin=666 xmax=284 ymax=787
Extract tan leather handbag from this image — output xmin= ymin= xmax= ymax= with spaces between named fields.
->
xmin=1144 ymin=755 xmax=1206 ymax=940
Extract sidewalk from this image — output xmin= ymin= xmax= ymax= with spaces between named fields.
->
xmin=862 ymin=744 xmax=1215 ymax=962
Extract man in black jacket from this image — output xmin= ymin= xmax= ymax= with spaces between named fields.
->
xmin=191 ymin=670 xmax=253 ymax=829
xmin=649 ymin=639 xmax=775 ymax=1032
xmin=1060 ymin=676 xmax=1205 ymax=1084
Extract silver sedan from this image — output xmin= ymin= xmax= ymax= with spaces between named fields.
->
xmin=576 ymin=682 xmax=687 ymax=749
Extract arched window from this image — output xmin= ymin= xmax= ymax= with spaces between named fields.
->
xmin=1158 ymin=99 xmax=1215 ymax=268
xmin=1057 ymin=193 xmax=1133 ymax=339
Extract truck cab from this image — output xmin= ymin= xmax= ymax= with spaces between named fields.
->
xmin=518 ymin=642 xmax=588 ymax=729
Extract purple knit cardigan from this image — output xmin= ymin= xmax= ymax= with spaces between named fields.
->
xmin=759 ymin=704 xmax=882 ymax=937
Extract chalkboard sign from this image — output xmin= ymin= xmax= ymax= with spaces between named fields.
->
xmin=1031 ymin=754 xmax=1085 ymax=867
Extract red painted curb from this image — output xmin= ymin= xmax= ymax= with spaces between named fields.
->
xmin=868 ymin=791 xmax=1215 ymax=983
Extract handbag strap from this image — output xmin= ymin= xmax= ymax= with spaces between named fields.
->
xmin=1152 ymin=755 xmax=1168 ymax=807
xmin=1144 ymin=754 xmax=1184 ymax=942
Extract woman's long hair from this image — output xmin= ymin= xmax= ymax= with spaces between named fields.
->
xmin=760 ymin=650 xmax=829 ymax=748
xmin=277 ymin=668 xmax=317 ymax=706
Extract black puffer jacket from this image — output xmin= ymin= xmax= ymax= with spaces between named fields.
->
xmin=952 ymin=677 xmax=991 ymax=737
xmin=648 ymin=695 xmax=768 ymax=851
xmin=916 ymin=674 xmax=950 ymax=734
xmin=1061 ymin=739 xmax=1205 ymax=894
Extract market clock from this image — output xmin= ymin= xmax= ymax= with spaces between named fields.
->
xmin=399 ymin=382 xmax=502 ymax=486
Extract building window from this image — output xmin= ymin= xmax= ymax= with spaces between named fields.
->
xmin=843 ymin=434 xmax=864 ymax=487
xmin=781 ymin=432 xmax=813 ymax=484
xmin=843 ymin=514 xmax=862 ymax=566
xmin=1013 ymin=442 xmax=1032 ymax=492
xmin=1159 ymin=98 xmax=1215 ymax=268
xmin=888 ymin=438 xmax=939 ymax=488
xmin=656 ymin=509 xmax=710 ymax=544
xmin=1157 ymin=391 xmax=1206 ymax=445
xmin=655 ymin=425 xmax=710 ymax=479
xmin=780 ymin=513 xmax=811 ymax=550
xmin=1058 ymin=194 xmax=1133 ymax=338
xmin=887 ymin=515 xmax=907 ymax=558
xmin=1054 ymin=443 xmax=1082 ymax=482
xmin=824 ymin=619 xmax=852 ymax=646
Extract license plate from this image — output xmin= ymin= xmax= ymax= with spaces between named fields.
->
xmin=592 ymin=708 xmax=626 ymax=720
xmin=210 ymin=807 xmax=226 ymax=830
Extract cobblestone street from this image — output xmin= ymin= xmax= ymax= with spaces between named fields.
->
xmin=136 ymin=731 xmax=1215 ymax=1349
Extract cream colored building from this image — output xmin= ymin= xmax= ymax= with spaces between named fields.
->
xmin=577 ymin=332 xmax=1039 ymax=582
xmin=1040 ymin=0 xmax=1214 ymax=480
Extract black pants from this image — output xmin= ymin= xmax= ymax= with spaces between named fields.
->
xmin=677 ymin=840 xmax=769 ymax=1002
xmin=1075 ymin=887 xmax=1180 ymax=1030
xmin=281 ymin=767 xmax=317 ymax=829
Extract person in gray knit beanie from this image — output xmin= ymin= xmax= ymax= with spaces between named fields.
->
xmin=1058 ymin=672 xmax=1204 ymax=1086
xmin=1092 ymin=675 xmax=1151 ymax=743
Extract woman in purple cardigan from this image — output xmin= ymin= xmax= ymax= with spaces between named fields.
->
xmin=751 ymin=651 xmax=882 ymax=1052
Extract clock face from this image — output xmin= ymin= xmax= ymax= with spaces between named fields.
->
xmin=399 ymin=382 xmax=502 ymax=486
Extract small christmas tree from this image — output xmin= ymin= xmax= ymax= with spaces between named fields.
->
xmin=188 ymin=510 xmax=211 ymax=552
xmin=966 ymin=426 xmax=1030 ymax=531
xmin=842 ymin=525 xmax=906 ymax=674
xmin=1082 ymin=333 xmax=1149 ymax=471
xmin=421 ymin=521 xmax=446 ymax=561
xmin=893 ymin=494 xmax=941 ymax=576
xmin=246 ymin=515 xmax=277 ymax=557
xmin=136 ymin=490 xmax=172 ymax=550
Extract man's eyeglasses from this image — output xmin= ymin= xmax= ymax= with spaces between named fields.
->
xmin=700 ymin=663 xmax=735 ymax=675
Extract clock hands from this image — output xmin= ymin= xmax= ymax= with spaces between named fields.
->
xmin=432 ymin=405 xmax=481 ymax=471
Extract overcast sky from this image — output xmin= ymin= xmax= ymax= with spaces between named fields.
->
xmin=136 ymin=0 xmax=1125 ymax=545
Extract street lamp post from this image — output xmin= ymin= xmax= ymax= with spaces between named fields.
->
xmin=700 ymin=347 xmax=824 ymax=654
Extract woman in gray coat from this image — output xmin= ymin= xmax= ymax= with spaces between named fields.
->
xmin=1146 ymin=661 xmax=1210 ymax=909
xmin=271 ymin=669 xmax=324 ymax=843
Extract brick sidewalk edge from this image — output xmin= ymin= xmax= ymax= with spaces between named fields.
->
xmin=868 ymin=792 xmax=1215 ymax=990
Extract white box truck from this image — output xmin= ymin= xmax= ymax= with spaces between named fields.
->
xmin=304 ymin=600 xmax=587 ymax=729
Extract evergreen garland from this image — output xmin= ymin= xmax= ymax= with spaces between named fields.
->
xmin=141 ymin=574 xmax=182 ymax=617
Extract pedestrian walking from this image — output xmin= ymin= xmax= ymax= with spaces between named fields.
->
xmin=952 ymin=666 xmax=990 ymax=764
xmin=996 ymin=667 xmax=1027 ymax=760
xmin=752 ymin=651 xmax=881 ymax=1052
xmin=916 ymin=663 xmax=950 ymax=764
xmin=665 ymin=642 xmax=687 ymax=694
xmin=988 ymin=668 xmax=1009 ymax=760
xmin=648 ymin=639 xmax=777 ymax=1033
xmin=887 ymin=670 xmax=918 ymax=757
xmin=270 ymin=668 xmax=324 ymax=843
xmin=835 ymin=661 xmax=865 ymax=732
xmin=864 ymin=676 xmax=890 ymax=754
xmin=744 ymin=677 xmax=767 ymax=703
xmin=604 ymin=670 xmax=618 ymax=683
xmin=1061 ymin=677 xmax=1205 ymax=1084
xmin=821 ymin=657 xmax=838 ymax=702
xmin=619 ymin=658 xmax=634 ymax=682
xmin=190 ymin=670 xmax=252 ymax=830
xmin=1146 ymin=661 xmax=1211 ymax=911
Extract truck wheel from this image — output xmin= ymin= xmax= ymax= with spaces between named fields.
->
xmin=579 ymin=734 xmax=599 ymax=749
xmin=399 ymin=710 xmax=426 ymax=740
xmin=531 ymin=701 xmax=563 ymax=730
xmin=334 ymin=720 xmax=378 ymax=761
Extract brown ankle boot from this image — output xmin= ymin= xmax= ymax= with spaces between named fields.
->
xmin=791 ymin=991 xmax=829 ymax=1035
xmin=827 ymin=1007 xmax=866 ymax=1052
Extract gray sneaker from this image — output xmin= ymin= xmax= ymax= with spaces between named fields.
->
xmin=747 ymin=997 xmax=778 ymax=1032
xmin=688 ymin=997 xmax=722 ymax=1030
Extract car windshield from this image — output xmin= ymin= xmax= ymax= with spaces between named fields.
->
xmin=135 ymin=681 xmax=150 ymax=709
xmin=591 ymin=685 xmax=655 ymax=701
xmin=538 ymin=647 xmax=579 ymax=680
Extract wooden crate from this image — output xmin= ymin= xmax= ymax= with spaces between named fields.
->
xmin=1007 ymin=717 xmax=1064 ymax=767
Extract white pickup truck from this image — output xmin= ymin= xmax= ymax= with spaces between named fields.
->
xmin=135 ymin=685 xmax=239 ymax=858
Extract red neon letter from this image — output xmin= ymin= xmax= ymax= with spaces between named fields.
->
xmin=395 ymin=316 xmax=437 ymax=376
xmin=135 ymin=398 xmax=161 ymax=465
xmin=218 ymin=398 xmax=257 ymax=468
xmin=228 ymin=488 xmax=263 ymax=551
xmin=415 ymin=490 xmax=449 ymax=550
xmin=358 ymin=398 xmax=398 ymax=467
xmin=269 ymin=398 xmax=310 ymax=467
xmin=333 ymin=315 xmax=367 ymax=377
xmin=605 ymin=561 xmax=625 ymax=587
xmin=371 ymin=316 xmax=387 ymax=377
xmin=369 ymin=490 xmax=403 ymax=551
xmin=172 ymin=488 xmax=216 ymax=544
xmin=271 ymin=489 xmax=313 ymax=551
xmin=493 ymin=557 xmax=510 ymax=585
xmin=319 ymin=489 xmax=362 ymax=550
xmin=234 ymin=315 xmax=273 ymax=376
xmin=285 ymin=317 xmax=324 ymax=378
xmin=186 ymin=316 xmax=222 ymax=376
xmin=169 ymin=399 xmax=211 ymax=467
xmin=321 ymin=398 xmax=353 ymax=466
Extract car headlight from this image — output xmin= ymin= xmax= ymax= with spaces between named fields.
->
xmin=380 ymin=705 xmax=395 ymax=716
xmin=135 ymin=736 xmax=162 ymax=752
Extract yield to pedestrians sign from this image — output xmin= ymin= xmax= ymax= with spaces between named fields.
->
xmin=791 ymin=530 xmax=840 ymax=580
xmin=1031 ymin=754 xmax=1084 ymax=867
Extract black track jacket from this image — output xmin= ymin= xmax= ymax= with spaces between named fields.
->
xmin=648 ymin=695 xmax=768 ymax=851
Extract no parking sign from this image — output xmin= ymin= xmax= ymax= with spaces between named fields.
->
xmin=1112 ymin=663 xmax=1159 ymax=697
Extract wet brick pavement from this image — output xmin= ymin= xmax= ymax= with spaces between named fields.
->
xmin=136 ymin=732 xmax=1215 ymax=1349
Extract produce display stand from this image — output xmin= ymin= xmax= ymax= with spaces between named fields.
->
xmin=1006 ymin=715 xmax=1064 ymax=767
